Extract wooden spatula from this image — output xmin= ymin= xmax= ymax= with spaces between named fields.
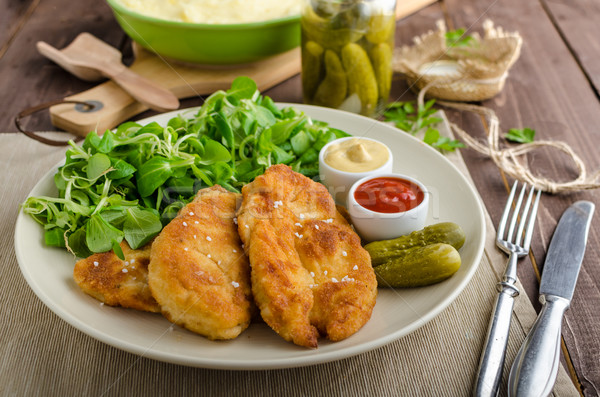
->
xmin=37 ymin=33 xmax=179 ymax=112
xmin=48 ymin=44 xmax=301 ymax=136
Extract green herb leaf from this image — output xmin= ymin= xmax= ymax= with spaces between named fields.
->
xmin=115 ymin=122 xmax=141 ymax=137
xmin=136 ymin=157 xmax=175 ymax=197
xmin=256 ymin=103 xmax=279 ymax=125
xmin=87 ymin=153 xmax=111 ymax=180
xmin=433 ymin=136 xmax=466 ymax=151
xmin=214 ymin=111 xmax=234 ymax=149
xmin=161 ymin=201 xmax=185 ymax=225
xmin=68 ymin=228 xmax=93 ymax=258
xmin=197 ymin=139 xmax=231 ymax=165
xmin=211 ymin=161 xmax=235 ymax=184
xmin=290 ymin=130 xmax=313 ymax=155
xmin=112 ymin=239 xmax=125 ymax=260
xmin=299 ymin=148 xmax=318 ymax=164
xmin=227 ymin=76 xmax=257 ymax=101
xmin=100 ymin=208 xmax=128 ymax=229
xmin=83 ymin=130 xmax=102 ymax=151
xmin=269 ymin=116 xmax=306 ymax=145
xmin=384 ymin=105 xmax=412 ymax=132
xmin=190 ymin=164 xmax=213 ymax=186
xmin=423 ymin=128 xmax=441 ymax=146
xmin=313 ymin=129 xmax=339 ymax=150
xmin=272 ymin=146 xmax=295 ymax=164
xmin=123 ymin=207 xmax=162 ymax=249
xmin=505 ymin=128 xmax=535 ymax=143
xmin=45 ymin=228 xmax=66 ymax=247
xmin=136 ymin=122 xmax=164 ymax=137
xmin=86 ymin=214 xmax=124 ymax=253
xmin=260 ymin=96 xmax=283 ymax=118
xmin=384 ymin=100 xmax=463 ymax=152
xmin=167 ymin=115 xmax=186 ymax=131
xmin=98 ymin=130 xmax=116 ymax=153
xmin=446 ymin=28 xmax=475 ymax=48
xmin=108 ymin=158 xmax=136 ymax=179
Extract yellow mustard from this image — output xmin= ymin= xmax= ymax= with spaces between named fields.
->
xmin=324 ymin=138 xmax=389 ymax=173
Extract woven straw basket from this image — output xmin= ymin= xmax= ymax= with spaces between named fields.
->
xmin=393 ymin=20 xmax=522 ymax=102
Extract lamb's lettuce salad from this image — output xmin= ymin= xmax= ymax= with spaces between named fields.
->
xmin=22 ymin=77 xmax=349 ymax=258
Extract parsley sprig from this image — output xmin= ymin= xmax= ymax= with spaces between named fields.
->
xmin=445 ymin=28 xmax=476 ymax=48
xmin=505 ymin=127 xmax=535 ymax=143
xmin=383 ymin=99 xmax=465 ymax=152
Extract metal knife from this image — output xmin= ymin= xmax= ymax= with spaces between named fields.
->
xmin=508 ymin=201 xmax=595 ymax=397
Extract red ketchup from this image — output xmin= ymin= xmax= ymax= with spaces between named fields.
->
xmin=354 ymin=177 xmax=424 ymax=213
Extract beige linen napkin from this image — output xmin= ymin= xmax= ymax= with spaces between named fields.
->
xmin=0 ymin=132 xmax=578 ymax=396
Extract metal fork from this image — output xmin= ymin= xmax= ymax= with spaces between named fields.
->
xmin=473 ymin=181 xmax=542 ymax=397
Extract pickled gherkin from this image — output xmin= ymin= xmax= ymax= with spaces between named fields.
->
xmin=301 ymin=6 xmax=364 ymax=52
xmin=314 ymin=50 xmax=348 ymax=108
xmin=300 ymin=0 xmax=396 ymax=116
xmin=301 ymin=41 xmax=325 ymax=101
xmin=365 ymin=12 xmax=396 ymax=44
xmin=365 ymin=222 xmax=466 ymax=266
xmin=374 ymin=243 xmax=462 ymax=288
xmin=370 ymin=43 xmax=393 ymax=104
xmin=342 ymin=43 xmax=378 ymax=115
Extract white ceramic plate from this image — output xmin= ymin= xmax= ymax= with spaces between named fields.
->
xmin=15 ymin=104 xmax=485 ymax=370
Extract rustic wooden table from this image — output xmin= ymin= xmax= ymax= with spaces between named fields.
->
xmin=2 ymin=0 xmax=598 ymax=395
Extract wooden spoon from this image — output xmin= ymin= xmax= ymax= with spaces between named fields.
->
xmin=37 ymin=33 xmax=179 ymax=112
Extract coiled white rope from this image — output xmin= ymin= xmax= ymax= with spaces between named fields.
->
xmin=416 ymin=81 xmax=600 ymax=194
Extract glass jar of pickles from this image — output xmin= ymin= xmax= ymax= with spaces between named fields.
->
xmin=301 ymin=0 xmax=396 ymax=116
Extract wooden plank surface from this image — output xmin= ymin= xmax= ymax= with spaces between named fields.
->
xmin=0 ymin=0 xmax=124 ymax=133
xmin=0 ymin=0 xmax=36 ymax=56
xmin=437 ymin=0 xmax=600 ymax=394
xmin=542 ymin=0 xmax=600 ymax=98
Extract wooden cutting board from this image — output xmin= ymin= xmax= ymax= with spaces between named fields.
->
xmin=50 ymin=45 xmax=301 ymax=135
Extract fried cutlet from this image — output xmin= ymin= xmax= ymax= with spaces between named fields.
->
xmin=73 ymin=241 xmax=160 ymax=313
xmin=148 ymin=186 xmax=253 ymax=340
xmin=237 ymin=164 xmax=377 ymax=348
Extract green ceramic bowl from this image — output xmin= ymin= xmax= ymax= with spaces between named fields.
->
xmin=106 ymin=0 xmax=300 ymax=64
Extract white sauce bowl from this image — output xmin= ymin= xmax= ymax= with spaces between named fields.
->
xmin=347 ymin=173 xmax=429 ymax=242
xmin=318 ymin=137 xmax=393 ymax=206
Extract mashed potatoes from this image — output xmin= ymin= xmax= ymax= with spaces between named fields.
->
xmin=116 ymin=0 xmax=302 ymax=24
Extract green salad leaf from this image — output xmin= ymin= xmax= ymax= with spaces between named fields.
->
xmin=22 ymin=77 xmax=349 ymax=258
xmin=123 ymin=207 xmax=162 ymax=249
xmin=86 ymin=214 xmax=124 ymax=253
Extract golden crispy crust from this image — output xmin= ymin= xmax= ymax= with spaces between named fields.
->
xmin=237 ymin=164 xmax=377 ymax=348
xmin=148 ymin=186 xmax=253 ymax=340
xmin=73 ymin=241 xmax=160 ymax=313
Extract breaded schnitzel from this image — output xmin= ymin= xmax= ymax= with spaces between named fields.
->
xmin=73 ymin=241 xmax=160 ymax=313
xmin=148 ymin=186 xmax=253 ymax=340
xmin=237 ymin=164 xmax=377 ymax=348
